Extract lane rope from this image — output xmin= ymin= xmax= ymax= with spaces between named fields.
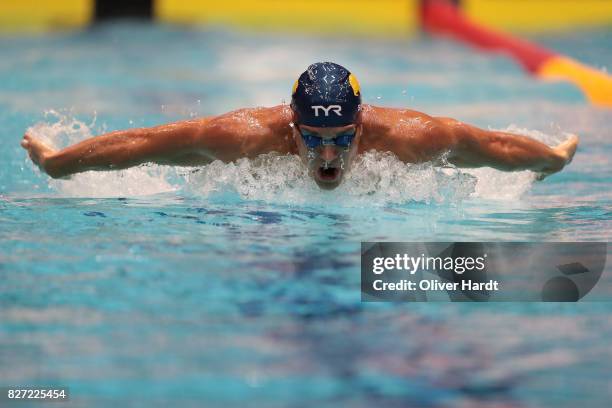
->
xmin=421 ymin=0 xmax=612 ymax=107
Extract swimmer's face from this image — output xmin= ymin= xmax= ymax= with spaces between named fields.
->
xmin=292 ymin=120 xmax=362 ymax=190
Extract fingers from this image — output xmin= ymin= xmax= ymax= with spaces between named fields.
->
xmin=553 ymin=134 xmax=579 ymax=164
xmin=21 ymin=133 xmax=53 ymax=168
xmin=21 ymin=134 xmax=38 ymax=165
xmin=563 ymin=134 xmax=579 ymax=164
xmin=21 ymin=133 xmax=31 ymax=149
xmin=537 ymin=134 xmax=579 ymax=182
xmin=21 ymin=134 xmax=37 ymax=162
xmin=558 ymin=134 xmax=578 ymax=152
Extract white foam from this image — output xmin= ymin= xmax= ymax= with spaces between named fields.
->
xmin=185 ymin=151 xmax=476 ymax=206
xmin=26 ymin=113 xmax=573 ymax=203
xmin=26 ymin=111 xmax=178 ymax=198
xmin=49 ymin=166 xmax=178 ymax=198
xmin=463 ymin=124 xmax=570 ymax=200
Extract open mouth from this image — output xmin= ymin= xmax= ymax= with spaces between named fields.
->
xmin=317 ymin=166 xmax=340 ymax=182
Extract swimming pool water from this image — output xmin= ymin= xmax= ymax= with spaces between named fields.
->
xmin=1 ymin=24 xmax=611 ymax=407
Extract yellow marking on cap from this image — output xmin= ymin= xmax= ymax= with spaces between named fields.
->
xmin=292 ymin=79 xmax=299 ymax=95
xmin=349 ymin=74 xmax=361 ymax=96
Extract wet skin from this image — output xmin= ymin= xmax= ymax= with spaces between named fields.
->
xmin=292 ymin=123 xmax=362 ymax=190
xmin=21 ymin=104 xmax=578 ymax=187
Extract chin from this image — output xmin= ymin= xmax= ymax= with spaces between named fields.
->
xmin=315 ymin=179 xmax=342 ymax=190
xmin=313 ymin=166 xmax=343 ymax=190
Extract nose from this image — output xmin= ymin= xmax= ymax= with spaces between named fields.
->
xmin=320 ymin=145 xmax=339 ymax=162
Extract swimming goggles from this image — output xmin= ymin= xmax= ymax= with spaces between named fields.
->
xmin=296 ymin=125 xmax=356 ymax=149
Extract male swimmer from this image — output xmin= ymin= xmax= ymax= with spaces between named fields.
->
xmin=22 ymin=62 xmax=578 ymax=190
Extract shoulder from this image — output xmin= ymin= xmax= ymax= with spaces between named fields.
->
xmin=206 ymin=105 xmax=292 ymax=130
xmin=360 ymin=105 xmax=441 ymax=131
xmin=259 ymin=105 xmax=294 ymax=134
xmin=202 ymin=105 xmax=295 ymax=157
xmin=254 ymin=105 xmax=296 ymax=155
xmin=358 ymin=105 xmax=454 ymax=162
xmin=360 ymin=105 xmax=448 ymax=140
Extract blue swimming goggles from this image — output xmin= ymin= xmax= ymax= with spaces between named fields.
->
xmin=296 ymin=125 xmax=356 ymax=149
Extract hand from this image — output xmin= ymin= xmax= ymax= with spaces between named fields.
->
xmin=553 ymin=134 xmax=579 ymax=164
xmin=536 ymin=134 xmax=579 ymax=180
xmin=21 ymin=133 xmax=57 ymax=175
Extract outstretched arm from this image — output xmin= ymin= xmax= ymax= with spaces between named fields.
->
xmin=21 ymin=106 xmax=292 ymax=178
xmin=22 ymin=119 xmax=211 ymax=178
xmin=360 ymin=106 xmax=577 ymax=178
xmin=437 ymin=117 xmax=578 ymax=178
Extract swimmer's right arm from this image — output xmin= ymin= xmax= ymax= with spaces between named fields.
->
xmin=21 ymin=106 xmax=291 ymax=178
xmin=22 ymin=120 xmax=212 ymax=178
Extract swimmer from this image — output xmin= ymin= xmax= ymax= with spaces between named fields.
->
xmin=21 ymin=62 xmax=578 ymax=189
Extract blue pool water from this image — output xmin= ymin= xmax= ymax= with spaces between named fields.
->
xmin=1 ymin=24 xmax=611 ymax=407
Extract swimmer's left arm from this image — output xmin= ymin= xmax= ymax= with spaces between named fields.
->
xmin=436 ymin=118 xmax=578 ymax=178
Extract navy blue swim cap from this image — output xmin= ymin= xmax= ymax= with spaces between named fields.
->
xmin=291 ymin=62 xmax=361 ymax=127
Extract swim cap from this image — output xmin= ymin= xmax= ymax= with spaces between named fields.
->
xmin=291 ymin=62 xmax=361 ymax=127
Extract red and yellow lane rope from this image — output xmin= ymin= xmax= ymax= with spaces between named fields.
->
xmin=421 ymin=0 xmax=612 ymax=107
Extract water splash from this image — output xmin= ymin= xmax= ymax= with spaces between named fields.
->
xmin=185 ymin=151 xmax=478 ymax=206
xmin=25 ymin=113 xmax=572 ymax=203
xmin=26 ymin=111 xmax=178 ymax=197
xmin=464 ymin=124 xmax=565 ymax=200
xmin=27 ymin=109 xmax=97 ymax=150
